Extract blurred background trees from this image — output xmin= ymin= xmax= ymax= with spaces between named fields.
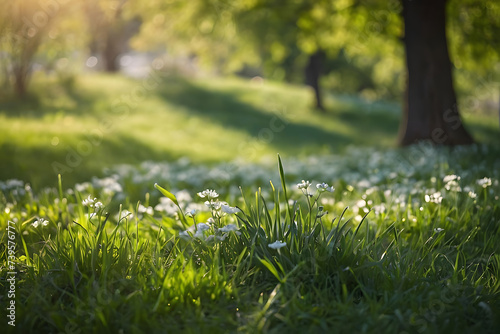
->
xmin=0 ymin=0 xmax=498 ymax=145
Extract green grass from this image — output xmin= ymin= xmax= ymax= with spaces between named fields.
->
xmin=1 ymin=148 xmax=499 ymax=333
xmin=1 ymin=72 xmax=500 ymax=333
xmin=1 ymin=72 xmax=498 ymax=190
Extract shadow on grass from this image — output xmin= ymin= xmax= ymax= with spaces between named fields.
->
xmin=0 ymin=134 xmax=177 ymax=190
xmin=154 ymin=78 xmax=400 ymax=153
xmin=0 ymin=77 xmax=111 ymax=118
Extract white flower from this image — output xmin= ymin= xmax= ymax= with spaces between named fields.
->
xmin=82 ymin=196 xmax=103 ymax=209
xmin=185 ymin=209 xmax=197 ymax=217
xmin=75 ymin=182 xmax=91 ymax=193
xmin=425 ymin=192 xmax=442 ymax=204
xmin=268 ymin=240 xmax=287 ymax=250
xmin=179 ymin=223 xmax=211 ymax=240
xmin=197 ymin=189 xmax=219 ymax=199
xmin=316 ymin=182 xmax=334 ymax=192
xmin=444 ymin=180 xmax=461 ymax=192
xmin=434 ymin=228 xmax=444 ymax=233
xmin=356 ymin=200 xmax=366 ymax=208
xmin=176 ymin=190 xmax=192 ymax=203
xmin=206 ymin=217 xmax=215 ymax=225
xmin=221 ymin=204 xmax=240 ymax=214
xmin=82 ymin=195 xmax=96 ymax=207
xmin=205 ymin=200 xmax=221 ymax=210
xmin=154 ymin=197 xmax=178 ymax=215
xmin=443 ymin=175 xmax=460 ymax=183
xmin=194 ymin=223 xmax=209 ymax=231
xmin=120 ymin=210 xmax=133 ymax=220
xmin=32 ymin=219 xmax=48 ymax=228
xmin=138 ymin=204 xmax=154 ymax=215
xmin=297 ymin=180 xmax=311 ymax=189
xmin=219 ymin=224 xmax=239 ymax=233
xmin=477 ymin=177 xmax=492 ymax=188
xmin=93 ymin=176 xmax=122 ymax=194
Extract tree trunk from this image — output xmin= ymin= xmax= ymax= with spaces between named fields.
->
xmin=13 ymin=65 xmax=28 ymax=98
xmin=399 ymin=0 xmax=474 ymax=146
xmin=305 ymin=50 xmax=325 ymax=112
xmin=103 ymin=32 xmax=120 ymax=72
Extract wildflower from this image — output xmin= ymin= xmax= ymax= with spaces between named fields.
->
xmin=219 ymin=224 xmax=240 ymax=233
xmin=176 ymin=190 xmax=192 ymax=203
xmin=268 ymin=240 xmax=287 ymax=250
xmin=75 ymin=182 xmax=91 ymax=193
xmin=425 ymin=192 xmax=443 ymax=204
xmin=468 ymin=191 xmax=477 ymax=199
xmin=120 ymin=210 xmax=133 ymax=220
xmin=179 ymin=223 xmax=211 ymax=240
xmin=94 ymin=201 xmax=104 ymax=209
xmin=186 ymin=209 xmax=197 ymax=217
xmin=443 ymin=175 xmax=461 ymax=192
xmin=32 ymin=219 xmax=49 ymax=228
xmin=154 ymin=197 xmax=178 ymax=215
xmin=205 ymin=200 xmax=221 ymax=210
xmin=94 ymin=176 xmax=123 ymax=194
xmin=297 ymin=180 xmax=311 ymax=189
xmin=443 ymin=175 xmax=460 ymax=183
xmin=356 ymin=199 xmax=366 ymax=208
xmin=196 ymin=223 xmax=210 ymax=231
xmin=316 ymin=182 xmax=334 ymax=192
xmin=221 ymin=204 xmax=240 ymax=214
xmin=82 ymin=195 xmax=96 ymax=207
xmin=197 ymin=189 xmax=219 ymax=199
xmin=477 ymin=177 xmax=492 ymax=188
xmin=138 ymin=204 xmax=154 ymax=215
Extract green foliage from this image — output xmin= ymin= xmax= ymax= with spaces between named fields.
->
xmin=1 ymin=151 xmax=499 ymax=332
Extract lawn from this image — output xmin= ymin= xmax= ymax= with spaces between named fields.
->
xmin=1 ymin=73 xmax=499 ymax=333
xmin=1 ymin=72 xmax=497 ymax=189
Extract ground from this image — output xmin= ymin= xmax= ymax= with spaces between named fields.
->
xmin=0 ymin=73 xmax=499 ymax=333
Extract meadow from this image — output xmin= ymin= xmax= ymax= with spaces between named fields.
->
xmin=1 ymin=73 xmax=499 ymax=333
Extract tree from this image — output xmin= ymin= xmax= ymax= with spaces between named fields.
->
xmin=0 ymin=1 xmax=57 ymax=97
xmin=0 ymin=0 xmax=83 ymax=98
xmin=82 ymin=0 xmax=141 ymax=72
xmin=398 ymin=0 xmax=474 ymax=145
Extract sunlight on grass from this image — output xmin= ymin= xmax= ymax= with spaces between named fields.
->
xmin=1 ymin=147 xmax=499 ymax=332
xmin=0 ymin=73 xmax=498 ymax=189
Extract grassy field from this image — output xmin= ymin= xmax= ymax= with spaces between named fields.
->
xmin=1 ymin=73 xmax=500 ymax=333
xmin=0 ymin=72 xmax=498 ymax=189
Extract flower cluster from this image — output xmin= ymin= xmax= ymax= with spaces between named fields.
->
xmin=477 ymin=177 xmax=492 ymax=188
xmin=425 ymin=192 xmax=443 ymax=204
xmin=32 ymin=219 xmax=49 ymax=228
xmin=197 ymin=189 xmax=239 ymax=216
xmin=296 ymin=180 xmax=311 ymax=190
xmin=179 ymin=221 xmax=241 ymax=242
xmin=173 ymin=189 xmax=242 ymax=242
xmin=316 ymin=182 xmax=335 ymax=193
xmin=82 ymin=195 xmax=103 ymax=209
xmin=197 ymin=189 xmax=219 ymax=199
xmin=443 ymin=175 xmax=461 ymax=192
